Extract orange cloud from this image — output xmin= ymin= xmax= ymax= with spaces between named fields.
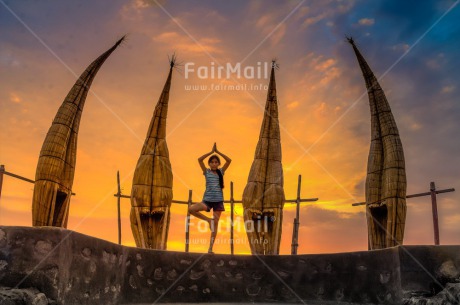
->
xmin=153 ymin=31 xmax=223 ymax=55
xmin=358 ymin=18 xmax=375 ymax=26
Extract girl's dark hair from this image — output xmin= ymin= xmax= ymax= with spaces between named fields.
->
xmin=208 ymin=155 xmax=224 ymax=189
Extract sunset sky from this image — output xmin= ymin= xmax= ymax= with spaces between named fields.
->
xmin=1 ymin=0 xmax=459 ymax=255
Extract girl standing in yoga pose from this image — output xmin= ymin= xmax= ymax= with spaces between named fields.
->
xmin=188 ymin=143 xmax=231 ymax=253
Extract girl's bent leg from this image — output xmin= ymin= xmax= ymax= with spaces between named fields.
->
xmin=188 ymin=202 xmax=213 ymax=227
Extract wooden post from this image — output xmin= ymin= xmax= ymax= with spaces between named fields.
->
xmin=296 ymin=174 xmax=301 ymax=228
xmin=0 ymin=165 xmax=5 ymax=201
xmin=230 ymin=181 xmax=234 ymax=255
xmin=291 ymin=175 xmax=301 ymax=255
xmin=117 ymin=171 xmax=122 ymax=245
xmin=430 ymin=182 xmax=440 ymax=245
xmin=185 ymin=190 xmax=192 ymax=253
xmin=291 ymin=217 xmax=297 ymax=254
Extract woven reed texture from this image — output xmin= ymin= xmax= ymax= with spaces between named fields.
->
xmin=130 ymin=64 xmax=174 ymax=250
xmin=32 ymin=38 xmax=124 ymax=227
xmin=242 ymin=64 xmax=286 ymax=255
xmin=349 ymin=39 xmax=407 ymax=250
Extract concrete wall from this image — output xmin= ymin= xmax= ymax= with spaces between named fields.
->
xmin=399 ymin=246 xmax=460 ymax=298
xmin=0 ymin=226 xmax=458 ymax=304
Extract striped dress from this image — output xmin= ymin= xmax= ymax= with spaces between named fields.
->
xmin=202 ymin=168 xmax=224 ymax=202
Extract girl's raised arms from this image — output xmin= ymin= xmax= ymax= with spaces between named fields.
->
xmin=213 ymin=143 xmax=232 ymax=173
xmin=198 ymin=145 xmax=215 ymax=174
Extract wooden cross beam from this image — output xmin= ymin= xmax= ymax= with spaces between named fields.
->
xmin=114 ymin=172 xmax=318 ymax=253
xmin=0 ymin=164 xmax=76 ymax=202
xmin=352 ymin=181 xmax=455 ymax=245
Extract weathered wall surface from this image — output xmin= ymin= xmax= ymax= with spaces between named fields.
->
xmin=0 ymin=226 xmax=458 ymax=305
xmin=399 ymin=246 xmax=460 ymax=298
xmin=0 ymin=226 xmax=124 ymax=304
